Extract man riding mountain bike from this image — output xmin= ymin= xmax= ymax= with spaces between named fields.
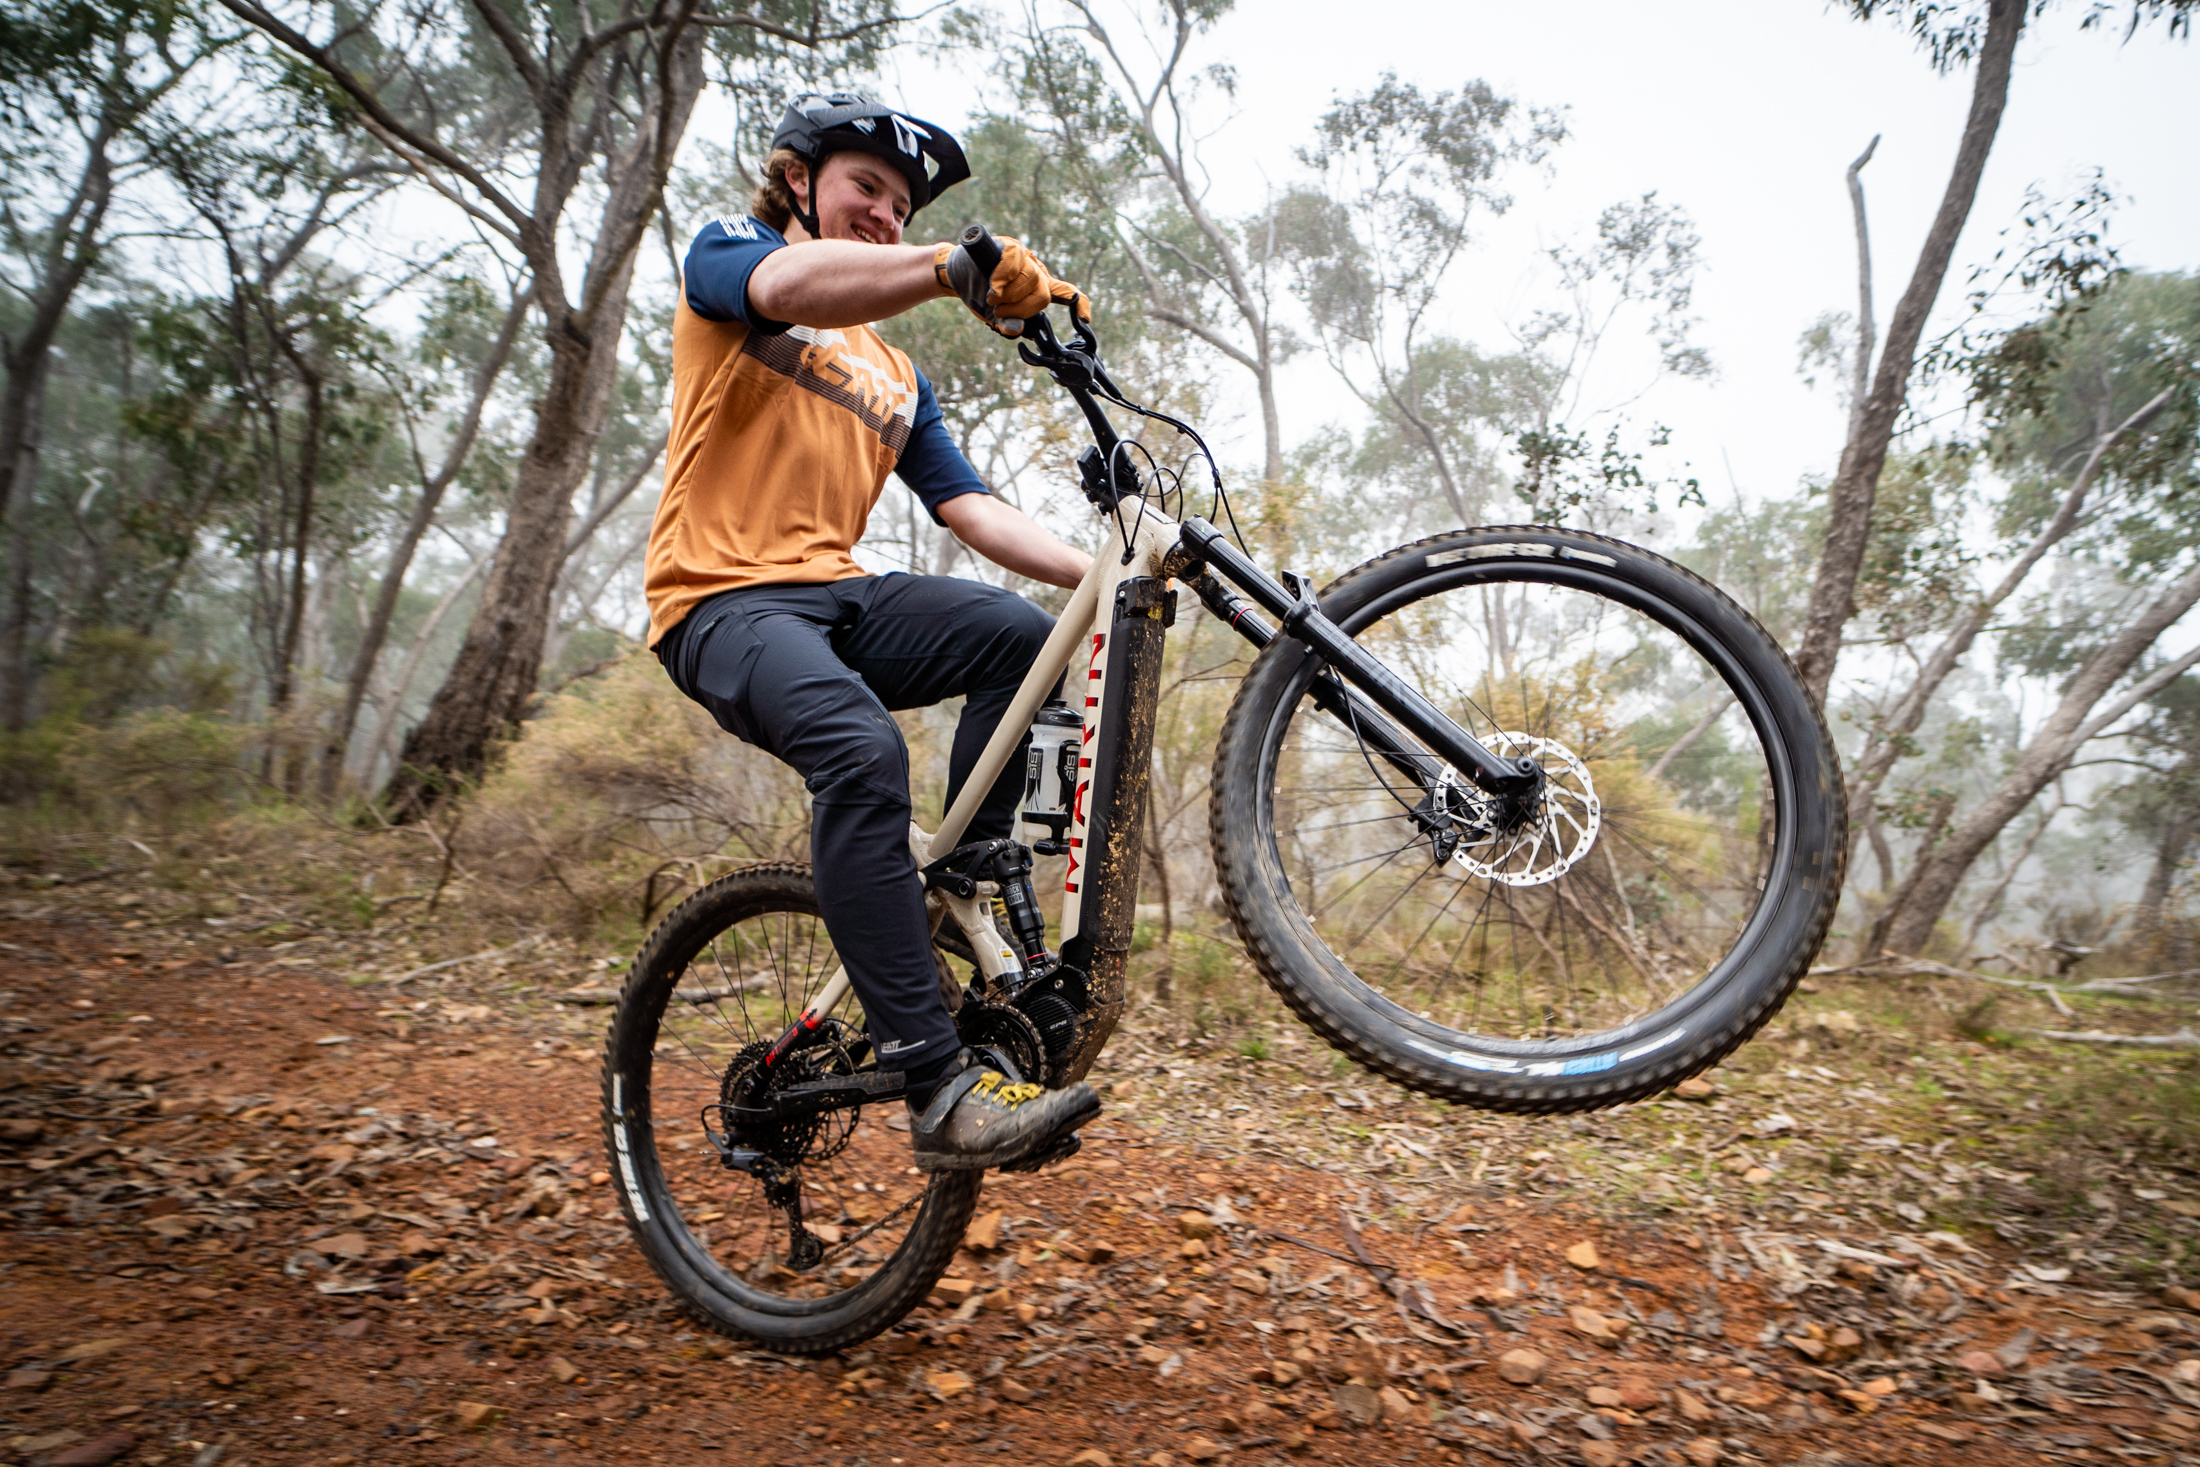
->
xmin=644 ymin=92 xmax=1102 ymax=1172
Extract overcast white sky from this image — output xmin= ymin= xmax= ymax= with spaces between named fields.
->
xmin=856 ymin=0 xmax=2198 ymax=511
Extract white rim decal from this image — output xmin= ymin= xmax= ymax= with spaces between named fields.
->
xmin=611 ymin=1072 xmax=651 ymax=1223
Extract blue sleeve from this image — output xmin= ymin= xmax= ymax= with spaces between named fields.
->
xmin=683 ymin=216 xmax=791 ymax=334
xmin=896 ymin=371 xmax=989 ymax=524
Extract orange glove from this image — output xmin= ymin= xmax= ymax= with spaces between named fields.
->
xmin=935 ymin=237 xmax=1091 ymax=336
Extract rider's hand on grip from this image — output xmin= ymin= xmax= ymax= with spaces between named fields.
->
xmin=935 ymin=234 xmax=1085 ymax=337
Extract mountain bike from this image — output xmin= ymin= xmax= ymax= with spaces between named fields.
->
xmin=601 ymin=226 xmax=1846 ymax=1354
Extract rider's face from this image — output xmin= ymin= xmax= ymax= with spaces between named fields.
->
xmin=792 ymin=153 xmax=910 ymax=246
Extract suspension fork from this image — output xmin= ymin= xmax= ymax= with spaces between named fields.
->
xmin=1175 ymin=519 xmax=1544 ymax=805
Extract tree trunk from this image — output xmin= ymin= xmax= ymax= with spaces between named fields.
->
xmin=1863 ymin=788 xmax=1954 ymax=957
xmin=2 ymin=365 xmax=49 ymax=733
xmin=359 ymin=548 xmax=491 ymax=788
xmin=2136 ymin=806 xmax=2195 ymax=949
xmin=0 ymin=137 xmax=115 ymax=529
xmin=1840 ymin=387 xmax=2174 ymax=853
xmin=1960 ymin=791 xmax=2057 ymax=956
xmin=1879 ymin=557 xmax=2200 ymax=953
xmin=1843 ymin=136 xmax=1879 ymax=450
xmin=269 ymin=349 xmax=322 ymax=721
xmin=1791 ymin=0 xmax=2023 ymax=706
xmin=381 ymin=33 xmax=703 ymax=820
xmin=319 ymin=282 xmax=534 ymax=798
xmin=381 ymin=289 xmax=632 ymax=817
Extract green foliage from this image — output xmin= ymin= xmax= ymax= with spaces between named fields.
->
xmin=1515 ymin=421 xmax=1703 ymax=526
xmin=2 ymin=703 xmax=249 ymax=830
xmin=1683 ymin=494 xmax=1823 ymax=642
xmin=1841 ymin=1 xmax=2195 ymax=75
xmin=1852 ymin=443 xmax=1978 ymax=640
xmin=1982 ymin=272 xmax=2200 ymax=569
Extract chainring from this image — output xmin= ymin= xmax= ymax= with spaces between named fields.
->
xmin=955 ymin=1000 xmax=1048 ymax=1085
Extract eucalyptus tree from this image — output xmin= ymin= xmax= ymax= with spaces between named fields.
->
xmin=1021 ymin=0 xmax=1297 ymax=485
xmin=1791 ymin=0 xmax=2196 ymax=708
xmin=0 ymin=0 xmax=236 ymax=528
xmin=0 ymin=0 xmax=239 ymax=728
xmin=1871 ymin=271 xmax=2200 ymax=955
xmin=2108 ymin=673 xmax=2200 ymax=958
xmin=1272 ymin=73 xmax=1563 ymax=528
xmin=222 ymin=0 xmax=907 ymax=817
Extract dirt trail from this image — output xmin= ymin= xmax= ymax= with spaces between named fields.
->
xmin=4 ymin=911 xmax=2197 ymax=1467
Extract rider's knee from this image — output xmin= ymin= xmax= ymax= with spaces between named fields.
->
xmin=994 ymin=591 xmax=1054 ymax=667
xmin=804 ymin=716 xmax=912 ymax=809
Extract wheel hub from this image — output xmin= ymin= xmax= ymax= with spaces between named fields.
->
xmin=1433 ymin=731 xmax=1601 ymax=887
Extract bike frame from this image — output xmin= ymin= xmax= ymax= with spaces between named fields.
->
xmin=775 ymin=304 xmax=1553 ymax=1088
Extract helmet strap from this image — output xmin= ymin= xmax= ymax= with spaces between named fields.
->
xmin=789 ymin=158 xmax=823 ymax=241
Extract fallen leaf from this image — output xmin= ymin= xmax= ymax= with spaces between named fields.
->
xmin=47 ymin=1431 xmax=136 ymax=1467
xmin=1565 ymin=1240 xmax=1601 ymax=1271
xmin=450 ymin=1402 xmax=502 ymax=1430
xmin=1333 ymin=1383 xmax=1380 ymax=1426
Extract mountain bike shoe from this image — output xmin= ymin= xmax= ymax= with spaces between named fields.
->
xmin=907 ymin=1060 xmax=1100 ymax=1173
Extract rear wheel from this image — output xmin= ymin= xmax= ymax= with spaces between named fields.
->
xmin=602 ymin=864 xmax=978 ymax=1354
xmin=1211 ymin=526 xmax=1844 ymax=1112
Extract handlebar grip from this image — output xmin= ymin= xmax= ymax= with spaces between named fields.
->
xmin=959 ymin=223 xmax=1002 ymax=278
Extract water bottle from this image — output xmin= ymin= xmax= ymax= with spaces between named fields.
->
xmin=1019 ymin=698 xmax=1083 ymax=855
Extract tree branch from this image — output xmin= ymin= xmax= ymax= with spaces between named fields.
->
xmin=216 ymin=0 xmax=531 ymax=233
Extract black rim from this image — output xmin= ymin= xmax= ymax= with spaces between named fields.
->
xmin=619 ymin=879 xmax=938 ymax=1320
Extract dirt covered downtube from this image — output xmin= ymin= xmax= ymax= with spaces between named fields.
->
xmin=1053 ymin=576 xmax=1170 ymax=1084
xmin=1210 ymin=526 xmax=1845 ymax=1113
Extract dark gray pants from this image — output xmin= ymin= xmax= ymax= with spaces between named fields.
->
xmin=656 ymin=574 xmax=1053 ymax=1087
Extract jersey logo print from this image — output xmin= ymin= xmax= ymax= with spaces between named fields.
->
xmin=741 ymin=325 xmax=918 ymax=454
xmin=716 ymin=215 xmax=761 ymax=241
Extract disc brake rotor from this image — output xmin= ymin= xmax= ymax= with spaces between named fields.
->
xmin=1436 ymin=731 xmax=1601 ymax=887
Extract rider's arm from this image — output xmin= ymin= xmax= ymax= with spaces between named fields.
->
xmin=684 ymin=217 xmax=947 ymax=332
xmin=939 ymin=492 xmax=1093 ymax=591
xmin=899 ymin=373 xmax=1093 ymax=592
xmin=745 ymin=241 xmax=946 ymax=330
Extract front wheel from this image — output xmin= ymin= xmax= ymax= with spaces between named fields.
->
xmin=1211 ymin=526 xmax=1845 ymax=1112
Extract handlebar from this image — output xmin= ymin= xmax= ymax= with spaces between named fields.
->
xmin=958 ymin=222 xmax=1003 ymax=279
xmin=953 ymin=220 xmax=1121 ymax=452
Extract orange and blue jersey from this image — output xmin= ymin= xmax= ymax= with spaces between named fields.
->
xmin=644 ymin=215 xmax=987 ymax=647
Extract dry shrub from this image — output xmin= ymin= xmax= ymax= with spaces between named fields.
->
xmin=454 ymin=651 xmax=810 ymax=940
xmin=1 ymin=708 xmax=252 ymax=850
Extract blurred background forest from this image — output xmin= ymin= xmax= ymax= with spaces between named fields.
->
xmin=2 ymin=0 xmax=2196 ymax=1005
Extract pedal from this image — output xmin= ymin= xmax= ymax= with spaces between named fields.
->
xmin=1000 ymin=1130 xmax=1081 ymax=1174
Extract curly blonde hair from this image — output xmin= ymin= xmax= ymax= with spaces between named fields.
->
xmin=749 ymin=148 xmax=806 ymax=232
